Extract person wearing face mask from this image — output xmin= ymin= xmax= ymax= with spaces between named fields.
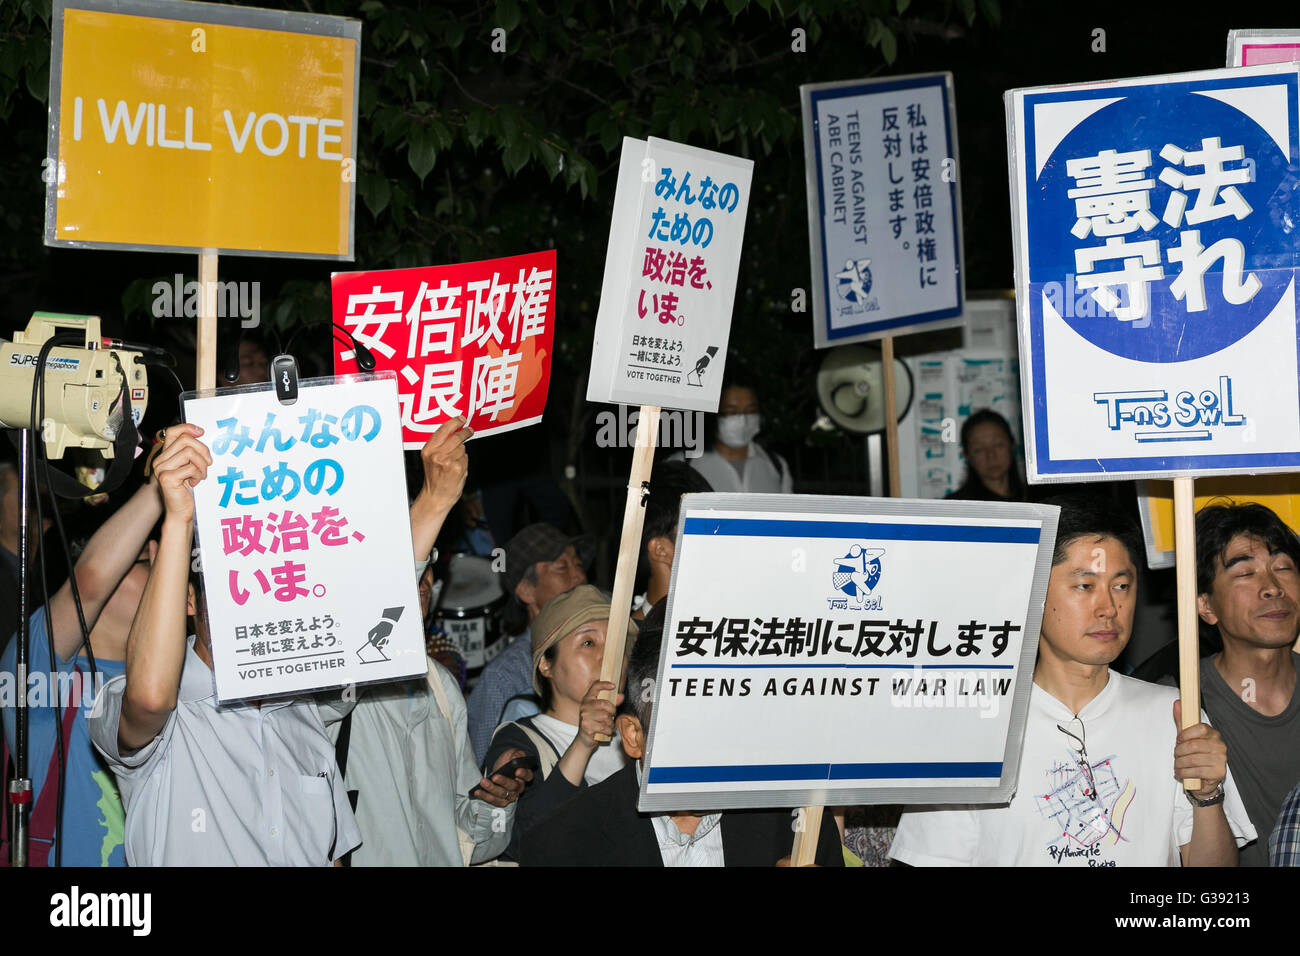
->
xmin=679 ymin=381 xmax=792 ymax=495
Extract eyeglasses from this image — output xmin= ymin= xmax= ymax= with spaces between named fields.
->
xmin=1056 ymin=716 xmax=1099 ymax=802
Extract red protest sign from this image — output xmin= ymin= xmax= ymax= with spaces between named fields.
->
xmin=331 ymin=250 xmax=556 ymax=446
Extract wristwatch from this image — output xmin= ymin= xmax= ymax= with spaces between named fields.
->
xmin=1187 ymin=784 xmax=1225 ymax=807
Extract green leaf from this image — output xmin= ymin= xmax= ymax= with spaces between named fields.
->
xmin=957 ymin=0 xmax=976 ymax=24
xmin=120 ymin=278 xmax=156 ymax=323
xmin=428 ymin=119 xmax=454 ymax=151
xmin=24 ymin=60 xmax=47 ymax=104
xmin=612 ymin=46 xmax=633 ymax=79
xmin=599 ymin=119 xmax=621 ymax=154
xmin=714 ymin=96 xmax=738 ymax=131
xmin=879 ymin=26 xmax=897 ymax=63
xmin=496 ymin=0 xmax=521 ymax=32
xmin=0 ymin=50 xmax=21 ymax=82
xmin=536 ymin=140 xmax=562 ymax=180
xmin=977 ymin=0 xmax=1001 ymax=26
xmin=724 ymin=0 xmax=748 ymax=15
xmin=380 ymin=108 xmax=408 ymax=149
xmin=502 ymin=138 xmax=531 ymax=176
xmin=896 ymin=0 xmax=911 ymax=12
xmin=565 ymin=153 xmax=582 ymax=188
xmin=274 ymin=299 xmax=294 ymax=326
xmin=407 ymin=128 xmax=436 ymax=182
xmin=465 ymin=109 xmax=488 ymax=149
xmin=360 ymin=173 xmax=391 ymax=218
xmin=359 ymin=81 xmax=379 ymax=115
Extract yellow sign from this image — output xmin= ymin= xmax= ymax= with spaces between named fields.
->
xmin=47 ymin=0 xmax=359 ymax=258
xmin=1139 ymin=475 xmax=1300 ymax=569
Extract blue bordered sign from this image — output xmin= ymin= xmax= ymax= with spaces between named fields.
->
xmin=638 ymin=493 xmax=1058 ymax=812
xmin=1007 ymin=64 xmax=1300 ymax=482
xmin=801 ymin=74 xmax=965 ymax=348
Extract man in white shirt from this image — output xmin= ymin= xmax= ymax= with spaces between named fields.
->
xmin=891 ymin=495 xmax=1256 ymax=867
xmin=89 ymin=424 xmax=360 ymax=866
xmin=317 ymin=418 xmax=530 ymax=866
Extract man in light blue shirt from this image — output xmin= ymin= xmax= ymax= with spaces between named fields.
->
xmin=91 ymin=632 xmax=359 ymax=866
xmin=88 ymin=424 xmax=359 ymax=866
xmin=2 ymin=467 xmax=165 ymax=866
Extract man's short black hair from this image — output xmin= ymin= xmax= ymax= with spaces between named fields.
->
xmin=618 ymin=622 xmax=662 ymax=729
xmin=642 ymin=462 xmax=713 ymax=553
xmin=1041 ymin=493 xmax=1142 ymax=571
xmin=1195 ymin=501 xmax=1300 ymax=596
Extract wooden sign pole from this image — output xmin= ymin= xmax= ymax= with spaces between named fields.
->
xmin=197 ymin=249 xmax=219 ymax=392
xmin=790 ymin=806 xmax=825 ymax=867
xmin=881 ymin=336 xmax=902 ymax=496
xmin=594 ymin=404 xmax=661 ymax=741
xmin=790 ymin=335 xmax=903 ymax=865
xmin=1173 ymin=475 xmax=1201 ymax=792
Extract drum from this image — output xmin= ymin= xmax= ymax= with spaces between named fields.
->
xmin=433 ymin=554 xmax=508 ymax=686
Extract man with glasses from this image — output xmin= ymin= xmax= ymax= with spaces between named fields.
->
xmin=890 ymin=495 xmax=1255 ymax=866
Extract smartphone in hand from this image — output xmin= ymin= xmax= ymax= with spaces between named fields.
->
xmin=468 ymin=754 xmax=539 ymax=800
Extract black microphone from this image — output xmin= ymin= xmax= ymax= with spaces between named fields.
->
xmin=222 ymin=329 xmax=243 ymax=383
xmin=331 ymin=322 xmax=377 ymax=372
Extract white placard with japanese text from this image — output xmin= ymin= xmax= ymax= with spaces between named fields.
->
xmin=588 ymin=136 xmax=753 ymax=413
xmin=1006 ymin=64 xmax=1300 ymax=482
xmin=639 ymin=494 xmax=1058 ymax=811
xmin=183 ymin=374 xmax=425 ymax=702
xmin=801 ymin=73 xmax=965 ymax=348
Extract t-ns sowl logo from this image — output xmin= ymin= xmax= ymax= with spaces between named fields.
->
xmin=1093 ymin=374 xmax=1246 ymax=445
xmin=829 ymin=545 xmax=884 ymax=611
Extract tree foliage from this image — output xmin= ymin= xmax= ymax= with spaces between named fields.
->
xmin=1 ymin=0 xmax=999 ymax=463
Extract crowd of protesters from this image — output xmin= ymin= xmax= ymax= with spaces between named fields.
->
xmin=3 ymin=372 xmax=1300 ymax=868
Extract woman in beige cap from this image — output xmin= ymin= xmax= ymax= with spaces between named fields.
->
xmin=482 ymin=584 xmax=638 ymax=861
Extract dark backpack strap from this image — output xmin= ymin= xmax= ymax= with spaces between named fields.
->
xmin=332 ymin=711 xmax=357 ymax=867
xmin=335 ymin=710 xmax=353 ymax=777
